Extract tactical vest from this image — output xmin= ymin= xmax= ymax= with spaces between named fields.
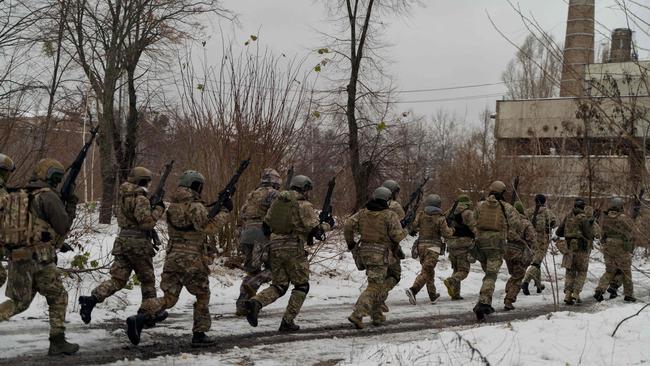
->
xmin=452 ymin=210 xmax=474 ymax=238
xmin=0 ymin=188 xmax=57 ymax=250
xmin=477 ymin=200 xmax=506 ymax=232
xmin=358 ymin=209 xmax=391 ymax=246
xmin=117 ymin=183 xmax=146 ymax=230
xmin=166 ymin=200 xmax=204 ymax=243
xmin=602 ymin=212 xmax=631 ymax=241
xmin=563 ymin=212 xmax=585 ymax=239
xmin=241 ymin=186 xmax=277 ymax=222
xmin=418 ymin=212 xmax=443 ymax=244
xmin=266 ymin=192 xmax=299 ymax=235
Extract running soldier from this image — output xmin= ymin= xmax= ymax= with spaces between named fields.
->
xmin=521 ymin=194 xmax=556 ymax=295
xmin=235 ymin=168 xmax=281 ymax=316
xmin=79 ymin=167 xmax=165 ymax=324
xmin=346 ymin=187 xmax=406 ymax=329
xmin=405 ymin=194 xmax=454 ymax=304
xmin=0 ymin=153 xmax=15 ymax=288
xmin=503 ymin=201 xmax=535 ymax=310
xmin=443 ymin=194 xmax=476 ymax=300
xmin=0 ymin=158 xmax=79 ymax=355
xmin=379 ymin=179 xmax=405 ymax=311
xmin=245 ymin=175 xmax=332 ymax=332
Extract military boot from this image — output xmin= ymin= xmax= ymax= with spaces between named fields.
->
xmin=405 ymin=288 xmax=417 ymax=305
xmin=624 ymin=295 xmax=637 ymax=303
xmin=144 ymin=310 xmax=169 ymax=329
xmin=473 ymin=303 xmax=491 ymax=322
xmin=429 ymin=293 xmax=441 ymax=304
xmin=48 ymin=333 xmax=79 ymax=356
xmin=503 ymin=299 xmax=515 ymax=311
xmin=607 ymin=286 xmax=619 ymax=299
xmin=564 ymin=293 xmax=575 ymax=305
xmin=279 ymin=319 xmax=300 ymax=332
xmin=371 ymin=312 xmax=386 ymax=326
xmin=536 ymin=283 xmax=545 ymax=293
xmin=444 ymin=278 xmax=462 ymax=300
xmin=245 ymin=299 xmax=262 ymax=327
xmin=78 ymin=295 xmax=98 ymax=324
xmin=573 ymin=294 xmax=582 ymax=304
xmin=348 ymin=314 xmax=364 ymax=329
xmin=380 ymin=302 xmax=389 ymax=313
xmin=593 ymin=290 xmax=605 ymax=302
xmin=191 ymin=332 xmax=217 ymax=347
xmin=521 ymin=282 xmax=530 ymax=296
xmin=126 ymin=313 xmax=148 ymax=345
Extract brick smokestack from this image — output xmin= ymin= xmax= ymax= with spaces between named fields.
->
xmin=609 ymin=28 xmax=634 ymax=63
xmin=560 ymin=0 xmax=594 ymax=97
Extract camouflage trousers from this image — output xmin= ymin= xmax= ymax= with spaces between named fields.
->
xmin=446 ymin=246 xmax=471 ymax=295
xmin=523 ymin=236 xmax=549 ymax=286
xmin=0 ymin=260 xmax=68 ymax=336
xmin=236 ymin=242 xmax=272 ymax=313
xmin=563 ymin=249 xmax=590 ymax=297
xmin=378 ymin=253 xmax=401 ymax=307
xmin=504 ymin=243 xmax=531 ymax=304
xmin=92 ymin=255 xmax=156 ymax=307
xmin=410 ymin=244 xmax=441 ymax=300
xmin=140 ymin=250 xmax=211 ymax=333
xmin=253 ymin=242 xmax=310 ymax=323
xmin=352 ymin=244 xmax=390 ymax=320
xmin=475 ymin=236 xmax=505 ymax=305
xmin=596 ymin=240 xmax=633 ymax=297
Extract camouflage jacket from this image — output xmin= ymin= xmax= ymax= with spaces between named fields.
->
xmin=411 ymin=207 xmax=454 ymax=245
xmin=513 ymin=214 xmax=536 ymax=247
xmin=525 ymin=205 xmax=557 ymax=235
xmin=27 ymin=180 xmax=76 ymax=248
xmin=602 ymin=211 xmax=635 ymax=243
xmin=388 ymin=199 xmax=405 ymax=219
xmin=449 ymin=203 xmax=477 ymax=238
xmin=116 ymin=181 xmax=164 ymax=232
xmin=557 ymin=208 xmax=594 ymax=242
xmin=474 ymin=195 xmax=521 ymax=241
xmin=240 ymin=185 xmax=279 ymax=224
xmin=344 ymin=200 xmax=406 ymax=249
xmin=263 ymin=190 xmax=325 ymax=243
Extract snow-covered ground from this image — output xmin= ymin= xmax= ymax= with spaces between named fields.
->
xmin=1 ymin=210 xmax=649 ymax=365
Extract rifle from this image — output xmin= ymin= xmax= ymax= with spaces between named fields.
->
xmin=531 ymin=202 xmax=541 ymax=227
xmin=400 ymin=177 xmax=429 ymax=228
xmin=208 ymin=158 xmax=250 ymax=219
xmin=632 ymin=188 xmax=645 ymax=219
xmin=148 ymin=160 xmax=174 ymax=251
xmin=511 ymin=176 xmax=520 ymax=204
xmin=315 ymin=177 xmax=336 ymax=241
xmin=60 ymin=125 xmax=99 ymax=203
xmin=285 ymin=166 xmax=294 ymax=190
xmin=445 ymin=199 xmax=460 ymax=226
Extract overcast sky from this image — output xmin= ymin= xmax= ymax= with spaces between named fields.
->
xmin=213 ymin=0 xmax=650 ymax=127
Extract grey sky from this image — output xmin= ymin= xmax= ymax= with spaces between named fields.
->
xmin=215 ymin=0 xmax=650 ymax=126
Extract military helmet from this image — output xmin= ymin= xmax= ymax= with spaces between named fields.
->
xmin=514 ymin=200 xmax=525 ymax=215
xmin=488 ymin=180 xmax=506 ymax=194
xmin=457 ymin=194 xmax=471 ymax=203
xmin=33 ymin=158 xmax=65 ymax=183
xmin=179 ymin=170 xmax=205 ymax=193
xmin=610 ymin=197 xmax=624 ymax=211
xmin=382 ymin=180 xmax=400 ymax=194
xmin=127 ymin=166 xmax=153 ymax=185
xmin=261 ymin=168 xmax=281 ymax=187
xmin=424 ymin=194 xmax=442 ymax=208
xmin=535 ymin=194 xmax=547 ymax=205
xmin=372 ymin=186 xmax=392 ymax=202
xmin=574 ymin=198 xmax=586 ymax=210
xmin=0 ymin=154 xmax=15 ymax=172
xmin=290 ymin=175 xmax=313 ymax=192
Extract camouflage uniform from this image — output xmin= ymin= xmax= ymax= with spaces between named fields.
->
xmin=522 ymin=206 xmax=556 ymax=290
xmin=251 ymin=190 xmax=327 ymax=326
xmin=140 ymin=186 xmax=229 ymax=333
xmin=91 ymin=182 xmax=164 ymax=306
xmin=503 ymin=211 xmax=535 ymax=309
xmin=595 ymin=211 xmax=636 ymax=298
xmin=236 ymin=185 xmax=278 ymax=314
xmin=380 ymin=199 xmax=405 ymax=302
xmin=408 ymin=207 xmax=453 ymax=302
xmin=345 ymin=200 xmax=406 ymax=326
xmin=444 ymin=200 xmax=476 ymax=300
xmin=557 ymin=206 xmax=594 ymax=304
xmin=0 ymin=180 xmax=76 ymax=338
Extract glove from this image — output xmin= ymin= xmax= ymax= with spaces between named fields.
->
xmin=60 ymin=243 xmax=74 ymax=253
xmin=347 ymin=240 xmax=357 ymax=251
xmin=223 ymin=197 xmax=234 ymax=212
xmin=326 ymin=215 xmax=335 ymax=229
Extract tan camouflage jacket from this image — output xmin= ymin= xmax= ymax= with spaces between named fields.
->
xmin=525 ymin=206 xmax=557 ymax=235
xmin=474 ymin=195 xmax=522 ymax=241
xmin=264 ymin=190 xmax=325 ymax=243
xmin=411 ymin=208 xmax=454 ymax=245
xmin=166 ymin=186 xmax=230 ymax=246
xmin=116 ymin=181 xmax=164 ymax=231
xmin=388 ymin=199 xmax=405 ymax=219
xmin=240 ymin=185 xmax=279 ymax=224
xmin=344 ymin=205 xmax=406 ymax=249
xmin=602 ymin=211 xmax=635 ymax=243
xmin=513 ymin=214 xmax=536 ymax=247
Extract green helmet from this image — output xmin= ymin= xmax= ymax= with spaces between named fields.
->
xmin=373 ymin=186 xmax=392 ymax=202
xmin=261 ymin=168 xmax=281 ymax=188
xmin=514 ymin=200 xmax=525 ymax=215
xmin=179 ymin=170 xmax=205 ymax=193
xmin=127 ymin=166 xmax=153 ymax=185
xmin=290 ymin=175 xmax=313 ymax=192
xmin=457 ymin=194 xmax=471 ymax=203
xmin=488 ymin=180 xmax=506 ymax=194
xmin=382 ymin=180 xmax=400 ymax=194
xmin=33 ymin=158 xmax=65 ymax=185
xmin=610 ymin=197 xmax=624 ymax=211
xmin=0 ymin=153 xmax=15 ymax=172
xmin=424 ymin=194 xmax=442 ymax=208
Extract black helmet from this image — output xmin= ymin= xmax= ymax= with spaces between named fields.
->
xmin=534 ymin=194 xmax=546 ymax=205
xmin=574 ymin=198 xmax=586 ymax=210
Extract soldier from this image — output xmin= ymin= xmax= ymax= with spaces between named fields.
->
xmin=130 ymin=170 xmax=232 ymax=346
xmin=79 ymin=167 xmax=165 ymax=324
xmin=443 ymin=194 xmax=476 ymax=300
xmin=0 ymin=158 xmax=79 ymax=355
xmin=235 ymin=168 xmax=281 ymax=316
xmin=346 ymin=187 xmax=406 ymax=329
xmin=556 ymin=198 xmax=594 ymax=305
xmin=378 ymin=179 xmax=405 ymax=312
xmin=594 ymin=197 xmax=637 ymax=302
xmin=0 ymin=153 xmax=16 ymax=288
xmin=405 ymin=194 xmax=454 ymax=304
xmin=503 ymin=202 xmax=535 ymax=310
xmin=521 ymin=194 xmax=556 ymax=295
xmin=245 ymin=175 xmax=332 ymax=332
xmin=471 ymin=181 xmax=521 ymax=321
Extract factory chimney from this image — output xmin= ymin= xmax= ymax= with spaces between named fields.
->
xmin=609 ymin=28 xmax=635 ymax=63
xmin=559 ymin=0 xmax=595 ymax=97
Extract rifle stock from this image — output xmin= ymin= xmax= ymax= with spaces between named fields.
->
xmin=148 ymin=160 xmax=174 ymax=251
xmin=60 ymin=125 xmax=99 ymax=202
xmin=208 ymin=158 xmax=251 ymax=219
xmin=445 ymin=199 xmax=460 ymax=226
xmin=400 ymin=176 xmax=429 ymax=228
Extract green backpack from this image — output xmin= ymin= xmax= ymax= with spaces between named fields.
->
xmin=265 ymin=191 xmax=299 ymax=235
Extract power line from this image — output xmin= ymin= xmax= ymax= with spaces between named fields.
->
xmin=395 ymin=93 xmax=505 ymax=104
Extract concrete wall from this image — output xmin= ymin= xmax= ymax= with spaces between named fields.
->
xmin=585 ymin=61 xmax=650 ymax=97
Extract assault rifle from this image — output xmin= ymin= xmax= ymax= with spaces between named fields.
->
xmin=148 ymin=160 xmax=174 ymax=251
xmin=60 ymin=125 xmax=99 ymax=203
xmin=315 ymin=177 xmax=336 ymax=241
xmin=632 ymin=188 xmax=645 ymax=219
xmin=285 ymin=166 xmax=294 ymax=190
xmin=445 ymin=199 xmax=460 ymax=226
xmin=208 ymin=158 xmax=250 ymax=219
xmin=400 ymin=177 xmax=429 ymax=229
xmin=511 ymin=176 xmax=520 ymax=204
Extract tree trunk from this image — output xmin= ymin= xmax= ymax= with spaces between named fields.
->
xmin=121 ymin=66 xmax=138 ymax=181
xmin=97 ymin=81 xmax=118 ymax=224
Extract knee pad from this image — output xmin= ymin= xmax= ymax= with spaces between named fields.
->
xmin=294 ymin=283 xmax=310 ymax=295
xmin=272 ymin=284 xmax=289 ymax=296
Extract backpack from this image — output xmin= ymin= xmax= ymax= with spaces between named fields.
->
xmin=0 ymin=189 xmax=32 ymax=247
xmin=265 ymin=192 xmax=299 ymax=235
xmin=477 ymin=199 xmax=507 ymax=232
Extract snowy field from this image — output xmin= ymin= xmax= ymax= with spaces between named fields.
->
xmin=0 ymin=210 xmax=649 ymax=365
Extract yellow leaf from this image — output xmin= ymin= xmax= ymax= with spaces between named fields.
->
xmin=314 ymin=64 xmax=321 ymax=72
xmin=250 ymin=35 xmax=258 ymax=41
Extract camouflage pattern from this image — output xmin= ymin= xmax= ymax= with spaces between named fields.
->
xmin=345 ymin=205 xmax=405 ymax=321
xmin=409 ymin=208 xmax=453 ymax=300
xmin=445 ymin=203 xmax=477 ymax=298
xmin=378 ymin=199 xmax=406 ymax=306
xmin=523 ymin=206 xmax=557 ymax=287
xmin=91 ymin=182 xmax=164 ymax=305
xmin=473 ymin=195 xmax=521 ymax=305
xmin=559 ymin=207 xmax=595 ymax=300
xmin=253 ymin=190 xmax=325 ymax=323
xmin=595 ymin=211 xmax=636 ymax=297
xmin=140 ymin=186 xmax=229 ymax=332
xmin=388 ymin=199 xmax=406 ymax=219
xmin=504 ymin=215 xmax=535 ymax=305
